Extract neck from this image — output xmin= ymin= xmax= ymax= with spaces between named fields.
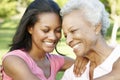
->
xmin=28 ymin=48 xmax=47 ymax=62
xmin=85 ymin=36 xmax=114 ymax=66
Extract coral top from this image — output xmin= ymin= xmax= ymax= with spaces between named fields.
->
xmin=2 ymin=49 xmax=64 ymax=80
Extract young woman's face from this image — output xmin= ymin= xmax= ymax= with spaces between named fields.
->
xmin=62 ymin=10 xmax=98 ymax=56
xmin=28 ymin=12 xmax=61 ymax=53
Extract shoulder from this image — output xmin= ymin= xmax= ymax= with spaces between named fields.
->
xmin=2 ymin=49 xmax=30 ymax=62
xmin=2 ymin=49 xmax=32 ymax=75
xmin=2 ymin=55 xmax=40 ymax=80
xmin=113 ymin=57 xmax=120 ymax=69
xmin=2 ymin=50 xmax=30 ymax=70
xmin=111 ymin=45 xmax=120 ymax=67
xmin=109 ymin=47 xmax=120 ymax=78
xmin=2 ymin=55 xmax=28 ymax=68
xmin=47 ymin=53 xmax=64 ymax=60
xmin=105 ymin=58 xmax=120 ymax=80
xmin=2 ymin=54 xmax=30 ymax=77
xmin=3 ymin=49 xmax=26 ymax=58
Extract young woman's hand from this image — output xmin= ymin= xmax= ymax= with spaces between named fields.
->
xmin=73 ymin=56 xmax=89 ymax=76
xmin=0 ymin=65 xmax=2 ymax=80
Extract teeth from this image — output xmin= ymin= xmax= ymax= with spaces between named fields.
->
xmin=44 ymin=42 xmax=54 ymax=46
xmin=73 ymin=44 xmax=79 ymax=49
xmin=73 ymin=43 xmax=85 ymax=55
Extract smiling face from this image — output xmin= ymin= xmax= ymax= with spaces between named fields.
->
xmin=28 ymin=12 xmax=61 ymax=53
xmin=62 ymin=10 xmax=98 ymax=56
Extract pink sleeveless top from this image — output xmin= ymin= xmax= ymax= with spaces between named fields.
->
xmin=2 ymin=49 xmax=64 ymax=80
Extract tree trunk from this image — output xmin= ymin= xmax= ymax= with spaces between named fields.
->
xmin=110 ymin=15 xmax=119 ymax=46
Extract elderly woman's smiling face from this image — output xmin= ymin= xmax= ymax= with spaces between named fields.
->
xmin=62 ymin=10 xmax=99 ymax=56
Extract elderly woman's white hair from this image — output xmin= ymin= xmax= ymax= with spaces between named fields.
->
xmin=60 ymin=0 xmax=110 ymax=36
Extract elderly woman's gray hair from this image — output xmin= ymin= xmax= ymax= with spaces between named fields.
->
xmin=60 ymin=0 xmax=110 ymax=36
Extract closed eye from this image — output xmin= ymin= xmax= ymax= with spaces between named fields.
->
xmin=70 ymin=29 xmax=77 ymax=33
xmin=42 ymin=29 xmax=49 ymax=33
xmin=55 ymin=27 xmax=61 ymax=33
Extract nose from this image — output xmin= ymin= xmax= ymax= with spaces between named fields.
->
xmin=48 ymin=32 xmax=57 ymax=41
xmin=66 ymin=33 xmax=72 ymax=46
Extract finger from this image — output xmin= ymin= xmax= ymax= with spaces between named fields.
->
xmin=89 ymin=62 xmax=96 ymax=80
xmin=0 ymin=65 xmax=3 ymax=80
xmin=77 ymin=58 xmax=88 ymax=75
xmin=74 ymin=57 xmax=83 ymax=76
xmin=73 ymin=58 xmax=79 ymax=76
xmin=76 ymin=57 xmax=85 ymax=76
xmin=74 ymin=57 xmax=89 ymax=76
xmin=0 ymin=73 xmax=2 ymax=80
xmin=73 ymin=57 xmax=80 ymax=76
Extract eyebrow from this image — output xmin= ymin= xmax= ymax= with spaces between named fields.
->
xmin=41 ymin=25 xmax=62 ymax=30
xmin=40 ymin=25 xmax=49 ymax=29
xmin=68 ymin=26 xmax=74 ymax=31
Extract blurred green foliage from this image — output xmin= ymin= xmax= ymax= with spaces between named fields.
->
xmin=100 ymin=0 xmax=120 ymax=15
xmin=0 ymin=1 xmax=17 ymax=18
xmin=0 ymin=0 xmax=119 ymax=18
xmin=0 ymin=0 xmax=33 ymax=18
xmin=54 ymin=0 xmax=68 ymax=8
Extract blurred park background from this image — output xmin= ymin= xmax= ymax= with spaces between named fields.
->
xmin=0 ymin=0 xmax=120 ymax=80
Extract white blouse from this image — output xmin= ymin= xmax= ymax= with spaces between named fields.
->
xmin=61 ymin=45 xmax=120 ymax=80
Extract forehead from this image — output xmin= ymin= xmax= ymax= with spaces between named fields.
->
xmin=37 ymin=12 xmax=61 ymax=26
xmin=62 ymin=10 xmax=93 ymax=34
xmin=38 ymin=12 xmax=60 ymax=21
xmin=62 ymin=10 xmax=85 ymax=29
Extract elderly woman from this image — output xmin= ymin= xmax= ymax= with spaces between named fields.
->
xmin=60 ymin=0 xmax=120 ymax=80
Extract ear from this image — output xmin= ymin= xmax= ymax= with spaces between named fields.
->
xmin=95 ymin=23 xmax=102 ymax=35
xmin=28 ymin=27 xmax=33 ymax=34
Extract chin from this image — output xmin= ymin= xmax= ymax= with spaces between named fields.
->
xmin=45 ymin=49 xmax=54 ymax=53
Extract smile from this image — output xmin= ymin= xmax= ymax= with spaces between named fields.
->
xmin=73 ymin=44 xmax=80 ymax=50
xmin=44 ymin=41 xmax=55 ymax=47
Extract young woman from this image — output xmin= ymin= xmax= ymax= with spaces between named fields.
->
xmin=1 ymin=0 xmax=88 ymax=80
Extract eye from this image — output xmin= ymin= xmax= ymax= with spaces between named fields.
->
xmin=42 ymin=29 xmax=49 ymax=33
xmin=55 ymin=28 xmax=61 ymax=33
xmin=70 ymin=29 xmax=77 ymax=33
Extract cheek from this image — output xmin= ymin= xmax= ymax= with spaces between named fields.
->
xmin=84 ymin=36 xmax=97 ymax=52
xmin=32 ymin=30 xmax=45 ymax=41
xmin=56 ymin=33 xmax=61 ymax=40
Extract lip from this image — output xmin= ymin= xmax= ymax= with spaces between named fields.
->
xmin=70 ymin=42 xmax=81 ymax=48
xmin=44 ymin=41 xmax=56 ymax=47
xmin=72 ymin=44 xmax=81 ymax=54
xmin=72 ymin=43 xmax=85 ymax=56
xmin=73 ymin=44 xmax=79 ymax=49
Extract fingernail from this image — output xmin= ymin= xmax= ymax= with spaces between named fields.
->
xmin=77 ymin=74 xmax=81 ymax=77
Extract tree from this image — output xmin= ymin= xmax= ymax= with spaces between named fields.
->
xmin=0 ymin=0 xmax=17 ymax=18
xmin=54 ymin=0 xmax=68 ymax=8
xmin=101 ymin=0 xmax=120 ymax=46
xmin=108 ymin=0 xmax=120 ymax=46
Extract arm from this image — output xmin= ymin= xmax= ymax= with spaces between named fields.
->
xmin=60 ymin=56 xmax=74 ymax=71
xmin=61 ymin=56 xmax=88 ymax=76
xmin=2 ymin=56 xmax=40 ymax=80
xmin=74 ymin=56 xmax=89 ymax=76
xmin=0 ymin=65 xmax=2 ymax=80
xmin=95 ymin=58 xmax=120 ymax=80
